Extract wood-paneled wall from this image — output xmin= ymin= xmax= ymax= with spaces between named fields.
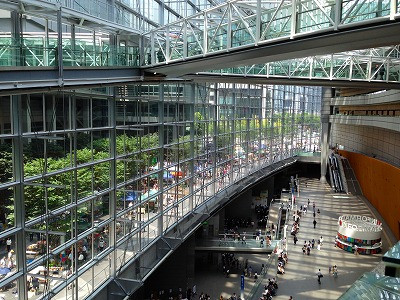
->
xmin=339 ymin=150 xmax=400 ymax=240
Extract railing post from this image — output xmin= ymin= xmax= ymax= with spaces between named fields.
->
xmin=290 ymin=0 xmax=297 ymax=39
xmin=255 ymin=0 xmax=261 ymax=45
xmin=227 ymin=4 xmax=232 ymax=50
xmin=71 ymin=24 xmax=76 ymax=66
xmin=93 ymin=30 xmax=97 ymax=66
xmin=166 ymin=26 xmax=170 ymax=63
xmin=368 ymin=56 xmax=372 ymax=81
xmin=203 ymin=12 xmax=208 ymax=56
xmin=390 ymin=0 xmax=397 ymax=20
xmin=150 ymin=31 xmax=155 ymax=65
xmin=183 ymin=20 xmax=188 ymax=58
xmin=57 ymin=5 xmax=63 ymax=86
xmin=349 ymin=56 xmax=353 ymax=80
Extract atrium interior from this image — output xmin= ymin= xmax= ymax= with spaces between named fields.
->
xmin=0 ymin=0 xmax=399 ymax=299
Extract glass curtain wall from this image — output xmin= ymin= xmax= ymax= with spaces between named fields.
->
xmin=0 ymin=83 xmax=320 ymax=299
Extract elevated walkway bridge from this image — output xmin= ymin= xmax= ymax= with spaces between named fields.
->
xmin=2 ymin=44 xmax=400 ymax=91
xmin=143 ymin=0 xmax=400 ymax=76
xmin=2 ymin=1 xmax=400 ymax=90
xmin=2 ymin=1 xmax=400 ymax=91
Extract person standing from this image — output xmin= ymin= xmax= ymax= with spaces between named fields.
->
xmin=316 ymin=269 xmax=323 ymax=284
xmin=354 ymin=245 xmax=359 ymax=255
xmin=313 ymin=219 xmax=317 ymax=228
xmin=6 ymin=238 xmax=11 ymax=253
xmin=98 ymin=237 xmax=105 ymax=252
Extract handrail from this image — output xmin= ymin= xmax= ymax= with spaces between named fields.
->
xmin=247 ymin=252 xmax=276 ymax=300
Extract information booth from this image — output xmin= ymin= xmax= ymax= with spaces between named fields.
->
xmin=336 ymin=215 xmax=382 ymax=255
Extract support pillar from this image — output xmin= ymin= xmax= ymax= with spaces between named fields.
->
xmin=320 ymin=88 xmax=332 ymax=183
xmin=158 ymin=84 xmax=165 ymax=235
xmin=188 ymin=84 xmax=195 ymax=213
xmin=10 ymin=11 xmax=23 ymax=66
xmin=109 ymin=89 xmax=117 ymax=277
xmin=12 ymin=95 xmax=27 ymax=299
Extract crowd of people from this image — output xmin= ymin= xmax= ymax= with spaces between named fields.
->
xmin=261 ymin=277 xmax=278 ymax=300
xmin=225 ymin=217 xmax=253 ymax=231
xmin=221 ymin=253 xmax=240 ymax=278
xmin=254 ymin=204 xmax=269 ymax=228
xmin=277 ymin=252 xmax=288 ymax=274
xmin=149 ymin=287 xmax=193 ymax=300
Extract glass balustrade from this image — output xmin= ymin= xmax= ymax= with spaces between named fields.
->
xmin=0 ymin=37 xmax=140 ymax=67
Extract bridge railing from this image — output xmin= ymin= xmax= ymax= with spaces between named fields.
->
xmin=246 ymin=252 xmax=277 ymax=300
xmin=202 ymin=47 xmax=400 ymax=83
xmin=0 ymin=37 xmax=140 ymax=67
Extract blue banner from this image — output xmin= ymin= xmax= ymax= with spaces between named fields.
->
xmin=241 ymin=275 xmax=244 ymax=291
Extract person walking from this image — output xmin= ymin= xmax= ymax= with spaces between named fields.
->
xmin=316 ymin=269 xmax=323 ymax=284
xmin=294 ymin=235 xmax=298 ymax=245
xmin=313 ymin=219 xmax=317 ymax=229
xmin=333 ymin=265 xmax=338 ymax=278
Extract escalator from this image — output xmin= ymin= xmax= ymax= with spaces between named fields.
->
xmin=328 ymin=153 xmax=345 ymax=193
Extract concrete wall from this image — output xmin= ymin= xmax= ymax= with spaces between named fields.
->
xmin=331 ymin=123 xmax=400 ymax=167
xmin=339 ymin=150 xmax=400 ymax=240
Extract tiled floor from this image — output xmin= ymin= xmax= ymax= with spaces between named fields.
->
xmin=273 ymin=178 xmax=394 ymax=300
xmin=194 ymin=178 xmax=397 ymax=300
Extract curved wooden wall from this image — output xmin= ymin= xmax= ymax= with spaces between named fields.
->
xmin=339 ymin=150 xmax=400 ymax=240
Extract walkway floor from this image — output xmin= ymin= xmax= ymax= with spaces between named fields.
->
xmin=274 ymin=178 xmax=396 ymax=300
xmin=194 ymin=177 xmax=397 ymax=300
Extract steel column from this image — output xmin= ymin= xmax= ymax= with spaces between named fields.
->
xmin=109 ymin=89 xmax=117 ymax=278
xmin=158 ymin=84 xmax=165 ymax=235
xmin=57 ymin=7 xmax=63 ymax=86
xmin=12 ymin=94 xmax=27 ymax=299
